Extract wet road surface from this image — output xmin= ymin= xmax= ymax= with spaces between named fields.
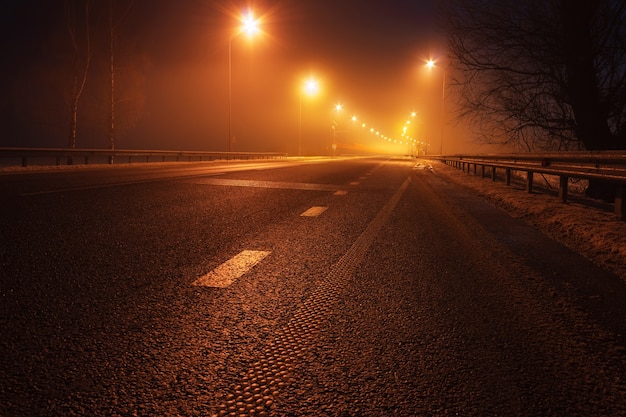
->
xmin=1 ymin=157 xmax=625 ymax=416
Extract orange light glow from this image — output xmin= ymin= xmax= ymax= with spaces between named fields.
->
xmin=304 ymin=78 xmax=319 ymax=96
xmin=241 ymin=11 xmax=260 ymax=37
xmin=426 ymin=59 xmax=436 ymax=69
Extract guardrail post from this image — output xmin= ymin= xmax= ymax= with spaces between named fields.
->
xmin=481 ymin=165 xmax=486 ymax=178
xmin=615 ymin=185 xmax=625 ymax=220
xmin=526 ymin=171 xmax=534 ymax=193
xmin=505 ymin=168 xmax=511 ymax=185
xmin=491 ymin=166 xmax=497 ymax=181
xmin=559 ymin=176 xmax=569 ymax=203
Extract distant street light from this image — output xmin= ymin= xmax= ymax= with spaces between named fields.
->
xmin=299 ymin=78 xmax=319 ymax=156
xmin=332 ymin=104 xmax=342 ymax=157
xmin=228 ymin=11 xmax=261 ymax=152
xmin=426 ymin=59 xmax=446 ymax=155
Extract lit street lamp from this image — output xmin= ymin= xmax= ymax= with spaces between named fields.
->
xmin=228 ymin=11 xmax=260 ymax=152
xmin=426 ymin=59 xmax=446 ymax=155
xmin=299 ymin=78 xmax=319 ymax=156
xmin=331 ymin=104 xmax=342 ymax=157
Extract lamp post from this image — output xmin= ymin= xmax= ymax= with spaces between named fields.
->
xmin=350 ymin=115 xmax=357 ymax=143
xmin=299 ymin=78 xmax=319 ymax=156
xmin=331 ymin=104 xmax=342 ymax=157
xmin=426 ymin=59 xmax=446 ymax=155
xmin=228 ymin=11 xmax=260 ymax=152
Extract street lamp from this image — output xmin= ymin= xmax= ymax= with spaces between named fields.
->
xmin=228 ymin=11 xmax=260 ymax=152
xmin=350 ymin=115 xmax=357 ymax=143
xmin=331 ymin=104 xmax=342 ymax=157
xmin=299 ymin=78 xmax=319 ymax=156
xmin=426 ymin=59 xmax=446 ymax=155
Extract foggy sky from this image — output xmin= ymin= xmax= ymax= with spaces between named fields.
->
xmin=0 ymin=0 xmax=454 ymax=155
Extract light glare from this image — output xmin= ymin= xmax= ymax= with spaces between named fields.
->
xmin=241 ymin=12 xmax=260 ymax=37
xmin=304 ymin=78 xmax=319 ymax=96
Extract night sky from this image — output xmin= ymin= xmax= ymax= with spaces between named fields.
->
xmin=0 ymin=1 xmax=480 ymax=155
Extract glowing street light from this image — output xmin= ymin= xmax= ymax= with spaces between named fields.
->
xmin=299 ymin=77 xmax=319 ymax=156
xmin=331 ymin=103 xmax=343 ymax=157
xmin=228 ymin=10 xmax=261 ymax=152
xmin=241 ymin=12 xmax=260 ymax=36
xmin=426 ymin=59 xmax=446 ymax=155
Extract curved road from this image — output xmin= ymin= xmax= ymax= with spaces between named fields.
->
xmin=1 ymin=157 xmax=625 ymax=416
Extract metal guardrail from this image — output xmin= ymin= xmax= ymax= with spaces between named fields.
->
xmin=437 ymin=151 xmax=626 ymax=220
xmin=0 ymin=147 xmax=287 ymax=167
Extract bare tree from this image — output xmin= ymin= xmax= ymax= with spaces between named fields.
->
xmin=447 ymin=0 xmax=626 ymax=152
xmin=64 ymin=0 xmax=92 ymax=150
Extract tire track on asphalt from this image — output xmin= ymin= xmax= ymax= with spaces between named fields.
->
xmin=212 ymin=176 xmax=411 ymax=416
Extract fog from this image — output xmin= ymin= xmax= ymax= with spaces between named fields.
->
xmin=0 ymin=0 xmax=503 ymax=155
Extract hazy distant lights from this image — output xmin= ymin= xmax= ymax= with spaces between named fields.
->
xmin=330 ymin=103 xmax=403 ymax=147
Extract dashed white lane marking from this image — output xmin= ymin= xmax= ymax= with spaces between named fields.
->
xmin=184 ymin=178 xmax=342 ymax=192
xmin=349 ymin=181 xmax=360 ymax=186
xmin=333 ymin=190 xmax=348 ymax=196
xmin=192 ymin=250 xmax=271 ymax=288
xmin=300 ymin=206 xmax=328 ymax=217
xmin=213 ymin=177 xmax=412 ymax=415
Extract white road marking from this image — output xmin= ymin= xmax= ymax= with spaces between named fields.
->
xmin=192 ymin=250 xmax=271 ymax=288
xmin=184 ymin=178 xmax=342 ymax=192
xmin=300 ymin=206 xmax=328 ymax=217
xmin=333 ymin=190 xmax=348 ymax=196
xmin=349 ymin=181 xmax=360 ymax=186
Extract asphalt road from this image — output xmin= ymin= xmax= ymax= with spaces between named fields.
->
xmin=1 ymin=157 xmax=625 ymax=416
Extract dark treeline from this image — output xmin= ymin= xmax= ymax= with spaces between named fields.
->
xmin=0 ymin=0 xmax=157 ymax=149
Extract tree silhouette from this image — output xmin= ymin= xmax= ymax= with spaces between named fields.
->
xmin=447 ymin=0 xmax=626 ymax=152
xmin=64 ymin=0 xmax=92 ymax=151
